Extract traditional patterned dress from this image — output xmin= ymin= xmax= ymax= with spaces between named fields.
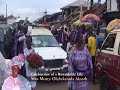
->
xmin=66 ymin=42 xmax=75 ymax=58
xmin=68 ymin=46 xmax=93 ymax=90
xmin=14 ymin=32 xmax=26 ymax=56
xmin=66 ymin=42 xmax=75 ymax=89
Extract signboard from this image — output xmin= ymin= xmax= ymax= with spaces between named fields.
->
xmin=107 ymin=0 xmax=118 ymax=12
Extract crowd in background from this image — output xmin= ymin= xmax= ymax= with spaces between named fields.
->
xmin=2 ymin=23 xmax=107 ymax=90
xmin=51 ymin=24 xmax=106 ymax=90
xmin=4 ymin=24 xmax=29 ymax=59
xmin=51 ymin=24 xmax=106 ymax=51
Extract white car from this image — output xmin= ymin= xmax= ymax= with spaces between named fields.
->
xmin=30 ymin=27 xmax=67 ymax=72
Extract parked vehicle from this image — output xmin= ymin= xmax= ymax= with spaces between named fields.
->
xmin=30 ymin=27 xmax=67 ymax=73
xmin=95 ymin=29 xmax=120 ymax=90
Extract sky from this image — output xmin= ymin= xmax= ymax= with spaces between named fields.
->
xmin=0 ymin=0 xmax=105 ymax=21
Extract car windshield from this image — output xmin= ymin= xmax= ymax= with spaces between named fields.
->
xmin=32 ymin=35 xmax=59 ymax=47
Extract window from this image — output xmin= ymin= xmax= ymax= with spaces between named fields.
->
xmin=32 ymin=35 xmax=59 ymax=47
xmin=102 ymin=34 xmax=116 ymax=51
xmin=118 ymin=43 xmax=120 ymax=55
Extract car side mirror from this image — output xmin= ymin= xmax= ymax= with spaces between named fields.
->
xmin=59 ymin=43 xmax=63 ymax=47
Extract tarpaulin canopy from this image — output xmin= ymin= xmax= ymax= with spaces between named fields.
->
xmin=73 ymin=20 xmax=93 ymax=26
xmin=106 ymin=19 xmax=120 ymax=32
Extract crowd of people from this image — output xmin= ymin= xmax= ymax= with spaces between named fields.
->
xmin=51 ymin=25 xmax=106 ymax=90
xmin=2 ymin=24 xmax=37 ymax=90
xmin=0 ymin=23 xmax=107 ymax=90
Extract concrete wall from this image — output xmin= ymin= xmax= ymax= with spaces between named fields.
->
xmin=7 ymin=18 xmax=16 ymax=25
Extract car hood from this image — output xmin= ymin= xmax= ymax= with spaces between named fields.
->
xmin=34 ymin=47 xmax=67 ymax=60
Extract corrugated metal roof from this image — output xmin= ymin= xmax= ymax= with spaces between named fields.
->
xmin=61 ymin=0 xmax=90 ymax=9
xmin=7 ymin=15 xmax=16 ymax=19
xmin=31 ymin=27 xmax=53 ymax=35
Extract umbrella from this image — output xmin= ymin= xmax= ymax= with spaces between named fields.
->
xmin=73 ymin=20 xmax=93 ymax=26
xmin=82 ymin=13 xmax=100 ymax=23
xmin=106 ymin=19 xmax=120 ymax=32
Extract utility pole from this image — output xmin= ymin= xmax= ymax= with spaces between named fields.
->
xmin=6 ymin=4 xmax=7 ymax=18
xmin=87 ymin=0 xmax=89 ymax=10
xmin=97 ymin=0 xmax=101 ymax=28
xmin=6 ymin=4 xmax=8 ymax=25
xmin=44 ymin=9 xmax=47 ymax=16
xmin=44 ymin=9 xmax=47 ymax=23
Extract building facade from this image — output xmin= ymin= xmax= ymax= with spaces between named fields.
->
xmin=103 ymin=0 xmax=120 ymax=24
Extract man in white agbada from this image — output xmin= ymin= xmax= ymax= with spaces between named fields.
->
xmin=24 ymin=35 xmax=37 ymax=90
xmin=2 ymin=58 xmax=31 ymax=90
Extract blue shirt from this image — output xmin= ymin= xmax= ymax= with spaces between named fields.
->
xmin=96 ymin=35 xmax=105 ymax=49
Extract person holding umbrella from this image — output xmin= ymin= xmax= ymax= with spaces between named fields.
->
xmin=82 ymin=13 xmax=100 ymax=27
xmin=82 ymin=13 xmax=100 ymax=22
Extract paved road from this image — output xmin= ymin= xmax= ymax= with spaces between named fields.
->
xmin=36 ymin=81 xmax=100 ymax=90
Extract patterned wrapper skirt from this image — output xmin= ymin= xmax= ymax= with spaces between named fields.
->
xmin=72 ymin=80 xmax=89 ymax=90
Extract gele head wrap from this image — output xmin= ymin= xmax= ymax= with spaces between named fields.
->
xmin=17 ymin=53 xmax=25 ymax=62
xmin=8 ymin=58 xmax=23 ymax=70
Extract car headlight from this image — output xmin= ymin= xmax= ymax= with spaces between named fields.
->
xmin=63 ymin=59 xmax=68 ymax=64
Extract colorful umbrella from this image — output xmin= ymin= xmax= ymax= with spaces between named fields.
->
xmin=73 ymin=20 xmax=93 ymax=26
xmin=106 ymin=19 xmax=120 ymax=32
xmin=82 ymin=13 xmax=100 ymax=23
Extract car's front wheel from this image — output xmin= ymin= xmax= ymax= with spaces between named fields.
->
xmin=100 ymin=74 xmax=111 ymax=90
